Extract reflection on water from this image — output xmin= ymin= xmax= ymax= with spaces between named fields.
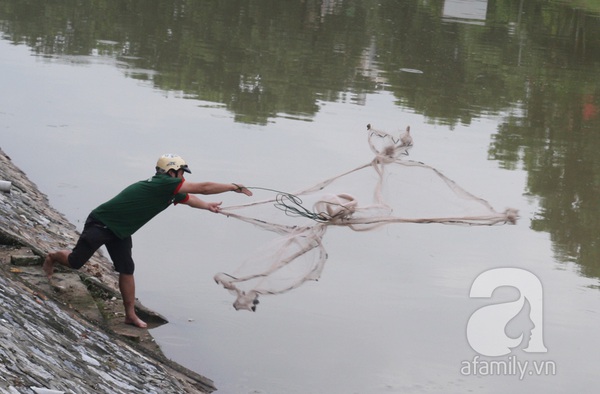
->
xmin=2 ymin=0 xmax=600 ymax=392
xmin=2 ymin=0 xmax=600 ymax=283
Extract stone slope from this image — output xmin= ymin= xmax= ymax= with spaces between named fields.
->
xmin=0 ymin=148 xmax=216 ymax=393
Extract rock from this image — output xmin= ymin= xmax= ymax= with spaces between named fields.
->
xmin=10 ymin=248 xmax=42 ymax=266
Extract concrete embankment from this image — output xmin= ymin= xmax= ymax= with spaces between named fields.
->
xmin=0 ymin=148 xmax=216 ymax=393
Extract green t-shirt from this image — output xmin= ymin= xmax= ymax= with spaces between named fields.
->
xmin=91 ymin=174 xmax=189 ymax=239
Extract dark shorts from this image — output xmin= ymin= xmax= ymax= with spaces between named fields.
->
xmin=69 ymin=215 xmax=135 ymax=275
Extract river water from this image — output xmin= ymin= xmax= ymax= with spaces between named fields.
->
xmin=1 ymin=1 xmax=600 ymax=393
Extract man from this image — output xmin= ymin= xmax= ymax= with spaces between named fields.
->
xmin=43 ymin=154 xmax=252 ymax=328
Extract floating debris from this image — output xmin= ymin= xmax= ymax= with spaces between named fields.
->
xmin=399 ymin=68 xmax=424 ymax=74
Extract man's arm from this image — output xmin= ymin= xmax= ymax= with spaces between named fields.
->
xmin=178 ymin=181 xmax=252 ymax=196
xmin=180 ymin=194 xmax=222 ymax=212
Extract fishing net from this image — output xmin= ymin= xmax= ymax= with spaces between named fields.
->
xmin=215 ymin=124 xmax=518 ymax=311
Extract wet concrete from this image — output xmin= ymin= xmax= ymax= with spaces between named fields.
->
xmin=0 ymin=148 xmax=216 ymax=393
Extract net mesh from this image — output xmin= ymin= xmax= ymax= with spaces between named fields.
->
xmin=215 ymin=124 xmax=518 ymax=311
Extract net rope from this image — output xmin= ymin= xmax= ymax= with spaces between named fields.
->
xmin=215 ymin=124 xmax=518 ymax=311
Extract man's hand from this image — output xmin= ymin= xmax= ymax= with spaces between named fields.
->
xmin=232 ymin=183 xmax=253 ymax=196
xmin=207 ymin=201 xmax=222 ymax=213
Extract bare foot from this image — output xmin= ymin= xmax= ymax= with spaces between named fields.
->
xmin=42 ymin=255 xmax=54 ymax=278
xmin=125 ymin=315 xmax=148 ymax=328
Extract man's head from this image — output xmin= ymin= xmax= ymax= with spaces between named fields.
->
xmin=156 ymin=154 xmax=192 ymax=177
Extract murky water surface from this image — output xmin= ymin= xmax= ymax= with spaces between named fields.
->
xmin=2 ymin=1 xmax=600 ymax=393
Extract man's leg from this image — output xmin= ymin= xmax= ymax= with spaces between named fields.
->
xmin=44 ymin=215 xmax=106 ymax=278
xmin=106 ymin=235 xmax=147 ymax=328
xmin=119 ymin=273 xmax=147 ymax=328
xmin=43 ymin=250 xmax=71 ymax=278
